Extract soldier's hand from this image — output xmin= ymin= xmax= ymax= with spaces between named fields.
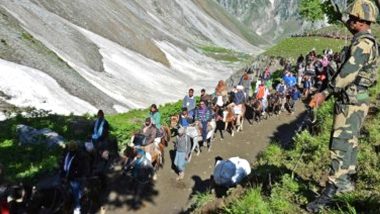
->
xmin=309 ymin=93 xmax=326 ymax=108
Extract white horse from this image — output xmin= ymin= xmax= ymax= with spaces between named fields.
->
xmin=185 ymin=119 xmax=216 ymax=162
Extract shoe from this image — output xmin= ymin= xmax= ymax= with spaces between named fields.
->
xmin=73 ymin=207 xmax=81 ymax=214
xmin=337 ymin=182 xmax=355 ymax=194
xmin=176 ymin=172 xmax=184 ymax=181
xmin=306 ymin=183 xmax=337 ymax=213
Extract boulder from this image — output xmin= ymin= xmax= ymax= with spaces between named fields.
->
xmin=68 ymin=119 xmax=93 ymax=139
xmin=16 ymin=124 xmax=64 ymax=147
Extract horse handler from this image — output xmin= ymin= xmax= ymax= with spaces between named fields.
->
xmin=174 ymin=127 xmax=191 ymax=180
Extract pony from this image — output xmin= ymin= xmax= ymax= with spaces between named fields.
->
xmin=222 ymin=104 xmax=246 ymax=136
xmin=187 ymin=120 xmax=216 ymax=158
xmin=267 ymin=93 xmax=282 ymax=117
xmin=213 ymin=105 xmax=225 ymax=140
xmin=170 ymin=115 xmax=216 ymax=161
xmin=251 ymin=98 xmax=266 ymax=123
xmin=125 ymin=132 xmax=166 ymax=180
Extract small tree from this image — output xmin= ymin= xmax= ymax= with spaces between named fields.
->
xmin=299 ymin=0 xmax=325 ymax=23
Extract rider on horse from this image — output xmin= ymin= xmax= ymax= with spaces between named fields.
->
xmin=128 ymin=148 xmax=154 ymax=208
xmin=150 ymin=104 xmax=166 ymax=145
xmin=138 ymin=118 xmax=157 ymax=147
xmin=179 ymin=108 xmax=194 ymax=128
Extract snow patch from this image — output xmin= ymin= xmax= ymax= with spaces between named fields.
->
xmin=113 ymin=105 xmax=129 ymax=113
xmin=0 ymin=59 xmax=97 ymax=115
xmin=0 ymin=112 xmax=6 ymax=121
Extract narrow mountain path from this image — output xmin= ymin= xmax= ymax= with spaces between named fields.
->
xmin=102 ymin=102 xmax=306 ymax=213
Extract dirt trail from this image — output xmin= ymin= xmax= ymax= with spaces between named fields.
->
xmin=102 ymin=103 xmax=306 ymax=214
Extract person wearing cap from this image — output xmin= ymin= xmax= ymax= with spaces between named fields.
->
xmin=174 ymin=127 xmax=191 ymax=180
xmin=307 ymin=0 xmax=379 ymax=212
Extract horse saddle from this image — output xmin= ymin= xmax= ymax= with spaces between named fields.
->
xmin=133 ymin=134 xmax=148 ymax=147
xmin=156 ymin=128 xmax=164 ymax=138
xmin=36 ymin=174 xmax=62 ymax=190
xmin=233 ymin=106 xmax=242 ymax=115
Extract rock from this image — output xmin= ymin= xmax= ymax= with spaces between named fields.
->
xmin=16 ymin=124 xmax=64 ymax=147
xmin=68 ymin=119 xmax=93 ymax=139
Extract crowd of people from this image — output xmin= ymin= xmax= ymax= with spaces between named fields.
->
xmin=0 ymin=48 xmax=342 ymax=214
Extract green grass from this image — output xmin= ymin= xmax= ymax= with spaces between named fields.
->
xmin=224 ymin=188 xmax=272 ymax=214
xmin=264 ymin=37 xmax=345 ymax=60
xmin=20 ymin=32 xmax=35 ymax=42
xmin=0 ymin=99 xmax=187 ymax=182
xmin=200 ymin=45 xmax=251 ymax=63
xmin=190 ymin=191 xmax=214 ymax=210
xmin=218 ymin=25 xmax=380 ymax=213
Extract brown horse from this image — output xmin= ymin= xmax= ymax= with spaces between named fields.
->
xmin=123 ymin=127 xmax=169 ymax=180
xmin=160 ymin=126 xmax=171 ymax=147
xmin=267 ymin=93 xmax=282 ymax=117
xmin=252 ymin=98 xmax=265 ymax=123
xmin=223 ymin=104 xmax=246 ymax=136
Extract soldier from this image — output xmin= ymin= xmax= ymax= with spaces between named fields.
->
xmin=306 ymin=0 xmax=379 ymax=212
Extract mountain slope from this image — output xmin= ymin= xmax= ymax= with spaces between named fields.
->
xmin=217 ymin=0 xmax=311 ymax=41
xmin=0 ymin=0 xmax=266 ymax=115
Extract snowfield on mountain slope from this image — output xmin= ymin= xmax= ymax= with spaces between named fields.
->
xmin=74 ymin=26 xmax=237 ymax=109
xmin=0 ymin=59 xmax=97 ymax=115
xmin=0 ymin=0 xmax=263 ymax=113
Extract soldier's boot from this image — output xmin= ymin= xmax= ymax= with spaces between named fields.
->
xmin=337 ymin=181 xmax=355 ymax=194
xmin=306 ymin=182 xmax=337 ymax=213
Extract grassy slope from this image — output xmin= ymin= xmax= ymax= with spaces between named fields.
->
xmin=199 ymin=45 xmax=251 ymax=63
xmin=264 ymin=37 xmax=346 ymax=60
xmin=220 ymin=31 xmax=380 ymax=213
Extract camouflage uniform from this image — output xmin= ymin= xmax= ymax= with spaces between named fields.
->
xmin=307 ymin=0 xmax=379 ymax=212
xmin=321 ymin=29 xmax=379 ymax=191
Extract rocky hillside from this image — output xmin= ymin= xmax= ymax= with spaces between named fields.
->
xmin=0 ymin=0 xmax=271 ymax=116
xmin=0 ymin=0 xmax=305 ymax=116
xmin=217 ymin=0 xmax=315 ymax=41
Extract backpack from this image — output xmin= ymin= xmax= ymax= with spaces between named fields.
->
xmin=278 ymin=84 xmax=285 ymax=93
